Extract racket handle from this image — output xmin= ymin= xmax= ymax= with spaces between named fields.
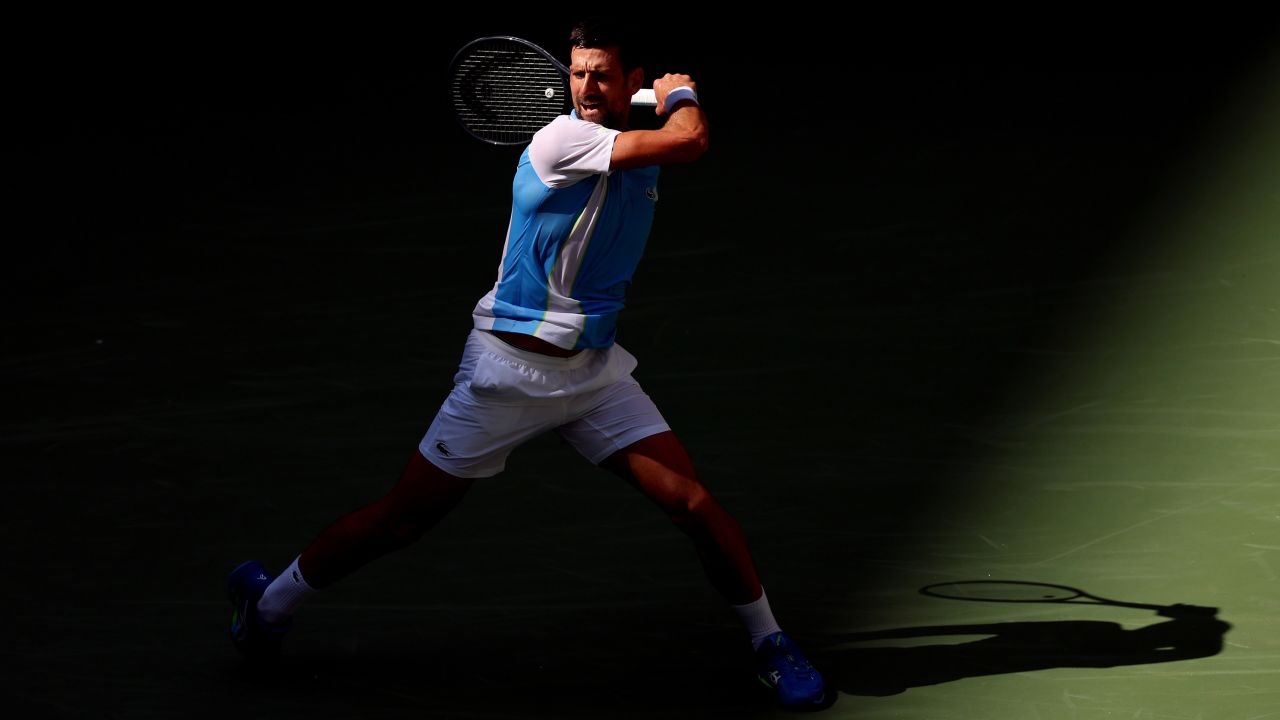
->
xmin=1158 ymin=603 xmax=1219 ymax=619
xmin=631 ymin=88 xmax=657 ymax=107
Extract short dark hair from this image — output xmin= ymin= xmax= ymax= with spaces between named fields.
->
xmin=569 ymin=17 xmax=643 ymax=73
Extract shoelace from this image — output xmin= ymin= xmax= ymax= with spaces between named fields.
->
xmin=784 ymin=657 xmax=817 ymax=680
xmin=771 ymin=648 xmax=818 ymax=680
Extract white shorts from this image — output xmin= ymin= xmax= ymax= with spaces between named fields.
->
xmin=419 ymin=329 xmax=671 ymax=478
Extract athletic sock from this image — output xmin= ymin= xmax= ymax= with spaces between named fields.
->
xmin=257 ymin=556 xmax=316 ymax=624
xmin=731 ymin=587 xmax=783 ymax=651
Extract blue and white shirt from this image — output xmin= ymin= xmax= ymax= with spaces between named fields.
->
xmin=471 ymin=112 xmax=661 ymax=350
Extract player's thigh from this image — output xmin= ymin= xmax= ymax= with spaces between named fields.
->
xmin=556 ymin=379 xmax=704 ymax=513
xmin=382 ymin=448 xmax=476 ymax=524
xmin=557 ymin=376 xmax=672 ymax=469
xmin=605 ymin=430 xmax=714 ymax=517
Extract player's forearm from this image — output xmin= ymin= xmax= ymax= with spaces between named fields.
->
xmin=611 ymin=105 xmax=708 ymax=169
xmin=610 ymin=74 xmax=709 ymax=170
xmin=653 ymin=73 xmax=708 ymax=161
xmin=656 ymin=104 xmax=709 ymax=162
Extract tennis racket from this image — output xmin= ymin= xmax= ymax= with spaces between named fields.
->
xmin=920 ymin=581 xmax=1218 ymax=618
xmin=448 ymin=35 xmax=657 ymax=146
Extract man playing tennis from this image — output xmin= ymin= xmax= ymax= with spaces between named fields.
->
xmin=228 ymin=18 xmax=826 ymax=709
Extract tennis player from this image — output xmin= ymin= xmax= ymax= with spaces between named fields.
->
xmin=228 ymin=17 xmax=825 ymax=708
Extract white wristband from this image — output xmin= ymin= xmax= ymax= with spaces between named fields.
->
xmin=663 ymin=85 xmax=699 ymax=112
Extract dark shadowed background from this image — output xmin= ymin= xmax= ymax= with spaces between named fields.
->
xmin=7 ymin=10 xmax=1278 ymax=719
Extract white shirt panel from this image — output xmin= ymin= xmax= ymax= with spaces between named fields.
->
xmin=528 ymin=115 xmax=620 ymax=188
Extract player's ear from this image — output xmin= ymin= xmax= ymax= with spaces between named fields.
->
xmin=627 ymin=66 xmax=644 ymax=96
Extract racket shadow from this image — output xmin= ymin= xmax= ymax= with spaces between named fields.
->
xmin=815 ymin=587 xmax=1231 ymax=697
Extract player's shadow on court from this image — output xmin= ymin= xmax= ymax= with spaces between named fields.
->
xmin=821 ymin=607 xmax=1230 ymax=696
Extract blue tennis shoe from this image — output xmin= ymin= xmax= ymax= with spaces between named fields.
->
xmin=756 ymin=631 xmax=826 ymax=708
xmin=227 ymin=560 xmax=291 ymax=659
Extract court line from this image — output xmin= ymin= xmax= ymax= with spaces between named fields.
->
xmin=1032 ymin=481 xmax=1266 ymax=566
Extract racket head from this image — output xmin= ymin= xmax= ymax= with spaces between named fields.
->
xmin=448 ymin=36 xmax=570 ymax=146
xmin=920 ymin=580 xmax=1087 ymax=603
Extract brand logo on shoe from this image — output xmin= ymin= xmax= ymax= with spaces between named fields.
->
xmin=436 ymin=441 xmax=452 ymax=457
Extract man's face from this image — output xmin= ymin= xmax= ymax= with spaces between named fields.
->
xmin=569 ymin=46 xmax=639 ymax=129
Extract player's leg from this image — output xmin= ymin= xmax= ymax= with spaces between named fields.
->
xmin=560 ymin=378 xmax=771 ymax=612
xmin=229 ymin=449 xmax=474 ymax=658
xmin=558 ymin=366 xmax=826 ymax=708
xmin=598 ymin=429 xmax=826 ymax=707
xmin=297 ymin=448 xmax=474 ymax=588
xmin=599 ymin=430 xmax=761 ymax=605
xmin=231 ymin=329 xmax=569 ymax=657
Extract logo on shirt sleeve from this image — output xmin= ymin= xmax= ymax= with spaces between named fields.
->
xmin=645 ymin=187 xmax=658 ymax=202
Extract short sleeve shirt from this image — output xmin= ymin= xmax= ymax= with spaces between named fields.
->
xmin=471 ymin=114 xmax=662 ymax=350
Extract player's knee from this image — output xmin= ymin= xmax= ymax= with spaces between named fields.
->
xmin=669 ymin=483 xmax=715 ymax=530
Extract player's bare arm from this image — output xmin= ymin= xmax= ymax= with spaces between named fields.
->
xmin=611 ymin=73 xmax=709 ymax=171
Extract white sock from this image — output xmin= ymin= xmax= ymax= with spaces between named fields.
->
xmin=732 ymin=587 xmax=783 ymax=651
xmin=257 ymin=556 xmax=317 ymax=624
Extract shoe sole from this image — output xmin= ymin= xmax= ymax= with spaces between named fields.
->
xmin=757 ymin=673 xmax=827 ymax=708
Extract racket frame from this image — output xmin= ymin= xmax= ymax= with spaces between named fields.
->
xmin=449 ymin=35 xmax=657 ymax=146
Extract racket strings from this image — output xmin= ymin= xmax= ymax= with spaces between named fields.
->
xmin=451 ymin=41 xmax=567 ymax=145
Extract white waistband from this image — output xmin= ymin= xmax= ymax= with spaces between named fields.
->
xmin=473 ymin=329 xmax=598 ymax=371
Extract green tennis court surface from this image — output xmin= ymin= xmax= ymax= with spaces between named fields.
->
xmin=7 ymin=17 xmax=1277 ymax=719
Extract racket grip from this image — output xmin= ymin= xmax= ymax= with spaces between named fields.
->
xmin=631 ymin=88 xmax=657 ymax=107
xmin=1158 ymin=603 xmax=1219 ymax=619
